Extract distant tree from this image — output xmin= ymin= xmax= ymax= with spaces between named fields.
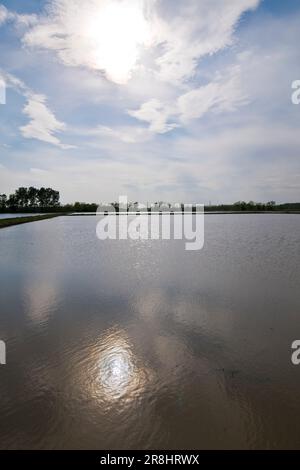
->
xmin=36 ymin=187 xmax=60 ymax=208
xmin=28 ymin=187 xmax=38 ymax=208
xmin=15 ymin=187 xmax=29 ymax=208
xmin=74 ymin=202 xmax=82 ymax=211
xmin=233 ymin=201 xmax=244 ymax=211
xmin=0 ymin=187 xmax=60 ymax=211
xmin=7 ymin=194 xmax=17 ymax=211
xmin=0 ymin=194 xmax=7 ymax=210
xmin=37 ymin=187 xmax=47 ymax=207
xmin=266 ymin=201 xmax=276 ymax=211
xmin=51 ymin=190 xmax=60 ymax=207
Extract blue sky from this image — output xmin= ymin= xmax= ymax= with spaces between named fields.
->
xmin=0 ymin=0 xmax=299 ymax=204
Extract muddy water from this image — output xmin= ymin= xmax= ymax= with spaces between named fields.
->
xmin=0 ymin=214 xmax=300 ymax=449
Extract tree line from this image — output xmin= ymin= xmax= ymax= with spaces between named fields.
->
xmin=101 ymin=200 xmax=300 ymax=212
xmin=0 ymin=187 xmax=60 ymax=212
xmin=1 ymin=188 xmax=300 ymax=213
xmin=0 ymin=187 xmax=99 ymax=213
xmin=205 ymin=201 xmax=300 ymax=212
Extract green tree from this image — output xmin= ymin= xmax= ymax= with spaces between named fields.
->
xmin=0 ymin=194 xmax=7 ymax=210
xmin=28 ymin=187 xmax=38 ymax=208
xmin=15 ymin=187 xmax=29 ymax=208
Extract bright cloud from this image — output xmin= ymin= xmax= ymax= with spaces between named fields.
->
xmin=0 ymin=4 xmax=37 ymax=27
xmin=178 ymin=65 xmax=249 ymax=122
xmin=1 ymin=0 xmax=300 ymax=203
xmin=22 ymin=0 xmax=259 ymax=85
xmin=23 ymin=0 xmax=155 ymax=84
xmin=20 ymin=94 xmax=74 ymax=149
xmin=2 ymin=72 xmax=74 ymax=149
xmin=12 ymin=0 xmax=261 ymax=140
xmin=128 ymin=99 xmax=178 ymax=134
xmin=153 ymin=0 xmax=260 ymax=83
xmin=127 ymin=65 xmax=248 ymax=132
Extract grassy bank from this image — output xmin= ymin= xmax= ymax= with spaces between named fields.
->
xmin=0 ymin=214 xmax=63 ymax=229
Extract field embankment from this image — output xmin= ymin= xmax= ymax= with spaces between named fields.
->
xmin=0 ymin=214 xmax=64 ymax=229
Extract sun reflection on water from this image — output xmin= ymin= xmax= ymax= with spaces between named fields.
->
xmin=91 ymin=329 xmax=149 ymax=405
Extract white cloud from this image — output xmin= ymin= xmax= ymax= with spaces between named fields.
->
xmin=21 ymin=0 xmax=260 ymax=85
xmin=2 ymin=0 xmax=300 ymax=204
xmin=127 ymin=65 xmax=248 ymax=133
xmin=128 ymin=98 xmax=178 ymax=134
xmin=0 ymin=74 xmax=5 ymax=104
xmin=153 ymin=0 xmax=260 ymax=83
xmin=0 ymin=5 xmax=7 ymax=25
xmin=20 ymin=94 xmax=74 ymax=149
xmin=3 ymin=121 xmax=300 ymax=204
xmin=178 ymin=65 xmax=249 ymax=122
xmin=2 ymin=1 xmax=262 ymax=142
xmin=23 ymin=0 xmax=156 ymax=85
xmin=2 ymin=72 xmax=74 ymax=149
xmin=0 ymin=4 xmax=37 ymax=28
xmin=89 ymin=125 xmax=152 ymax=143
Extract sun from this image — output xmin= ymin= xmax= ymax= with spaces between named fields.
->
xmin=85 ymin=0 xmax=151 ymax=84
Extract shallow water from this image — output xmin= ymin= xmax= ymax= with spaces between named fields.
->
xmin=0 ymin=214 xmax=300 ymax=449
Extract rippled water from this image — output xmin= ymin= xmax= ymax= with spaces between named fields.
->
xmin=0 ymin=214 xmax=300 ymax=449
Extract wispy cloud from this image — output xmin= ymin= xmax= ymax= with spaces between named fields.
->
xmin=22 ymin=0 xmax=155 ymax=84
xmin=153 ymin=0 xmax=260 ymax=83
xmin=0 ymin=5 xmax=7 ymax=25
xmin=178 ymin=65 xmax=249 ymax=122
xmin=2 ymin=72 xmax=74 ymax=149
xmin=128 ymin=99 xmax=178 ymax=134
xmin=20 ymin=94 xmax=75 ymax=150
xmin=127 ymin=64 xmax=248 ymax=133
xmin=0 ymin=4 xmax=37 ymax=28
xmin=88 ymin=125 xmax=151 ymax=144
xmin=1 ymin=0 xmax=300 ymax=203
xmin=21 ymin=0 xmax=259 ymax=85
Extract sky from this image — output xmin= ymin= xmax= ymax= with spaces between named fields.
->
xmin=0 ymin=0 xmax=299 ymax=204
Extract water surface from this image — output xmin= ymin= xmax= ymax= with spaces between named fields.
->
xmin=0 ymin=214 xmax=300 ymax=449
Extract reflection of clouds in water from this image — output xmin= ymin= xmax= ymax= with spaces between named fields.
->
xmin=172 ymin=295 xmax=236 ymax=340
xmin=133 ymin=287 xmax=235 ymax=343
xmin=90 ymin=329 xmax=150 ymax=406
xmin=134 ymin=288 xmax=167 ymax=321
xmin=20 ymin=221 xmax=68 ymax=328
xmin=25 ymin=281 xmax=58 ymax=327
